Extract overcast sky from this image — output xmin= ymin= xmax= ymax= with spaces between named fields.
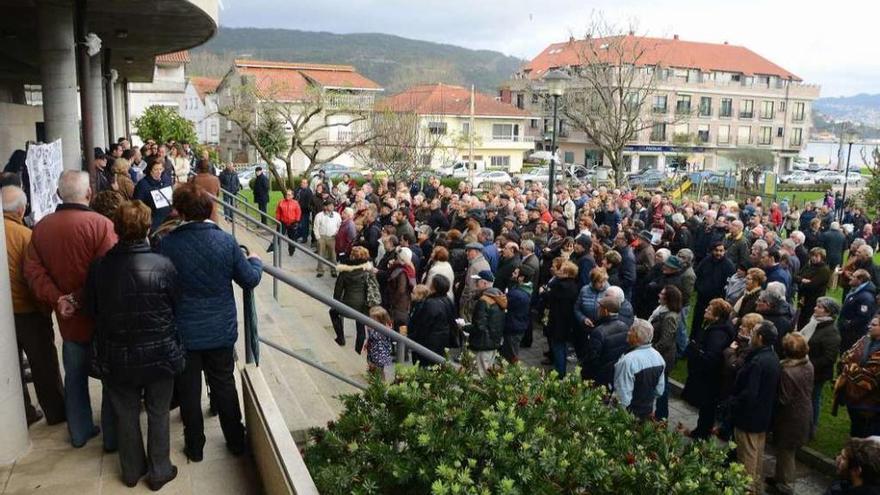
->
xmin=219 ymin=0 xmax=878 ymax=97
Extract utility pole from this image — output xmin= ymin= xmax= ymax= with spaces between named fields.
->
xmin=468 ymin=85 xmax=475 ymax=188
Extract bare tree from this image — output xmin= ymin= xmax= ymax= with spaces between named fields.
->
xmin=217 ymin=79 xmax=376 ymax=189
xmin=351 ymin=110 xmax=451 ymax=180
xmin=558 ymin=16 xmax=689 ymax=185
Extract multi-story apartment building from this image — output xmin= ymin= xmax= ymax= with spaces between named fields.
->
xmin=216 ymin=59 xmax=383 ymax=170
xmin=502 ymin=35 xmax=821 ymax=174
xmin=378 ymin=83 xmax=534 ymax=172
xmin=182 ymin=77 xmax=221 ymax=145
xmin=128 ymin=51 xmax=190 ymax=145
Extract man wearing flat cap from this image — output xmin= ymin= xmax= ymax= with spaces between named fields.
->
xmin=461 ymin=242 xmax=491 ymax=320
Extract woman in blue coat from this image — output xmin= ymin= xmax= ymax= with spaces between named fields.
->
xmin=159 ymin=182 xmax=263 ymax=462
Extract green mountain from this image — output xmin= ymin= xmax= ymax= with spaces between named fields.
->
xmin=189 ymin=27 xmax=524 ymax=94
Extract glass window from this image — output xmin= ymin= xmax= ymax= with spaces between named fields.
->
xmin=653 ymin=95 xmax=667 ymax=113
xmin=793 ymin=102 xmax=805 ymax=121
xmin=492 ymin=123 xmax=513 ymax=140
xmin=697 ymin=124 xmax=710 ymax=143
xmin=759 ymin=126 xmax=773 ymax=145
xmin=737 ymin=126 xmax=752 ymax=145
xmin=779 ymin=101 xmax=787 ymax=112
xmin=720 ymin=98 xmax=733 ymax=118
xmin=428 ymin=122 xmax=447 ymax=135
xmin=530 ymin=119 xmax=538 ymax=129
xmin=462 ymin=122 xmax=470 ymax=135
xmin=650 ymin=123 xmax=667 ymax=142
xmin=790 ymin=128 xmax=803 ymax=146
xmin=718 ymin=125 xmax=730 ymax=144
xmin=676 ymin=94 xmax=691 ymax=114
xmin=516 ymin=94 xmax=524 ymax=109
xmin=564 ymin=151 xmax=575 ymax=163
xmin=739 ymin=99 xmax=754 ymax=119
xmin=699 ymin=97 xmax=712 ymax=117
xmin=490 ymin=156 xmax=510 ymax=167
xmin=760 ymin=101 xmax=775 ymax=119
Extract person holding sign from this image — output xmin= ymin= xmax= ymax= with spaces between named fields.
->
xmin=133 ymin=158 xmax=173 ymax=232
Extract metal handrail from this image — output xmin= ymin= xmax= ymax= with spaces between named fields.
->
xmin=259 ymin=337 xmax=367 ymax=390
xmin=262 ymin=264 xmax=449 ymax=366
xmin=210 ymin=193 xmax=334 ymax=270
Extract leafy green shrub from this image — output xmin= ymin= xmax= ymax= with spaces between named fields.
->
xmin=440 ymin=177 xmax=464 ymax=189
xmin=304 ymin=361 xmax=750 ymax=495
xmin=777 ymin=184 xmax=831 ymax=192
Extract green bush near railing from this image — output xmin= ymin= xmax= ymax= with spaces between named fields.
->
xmin=304 ymin=358 xmax=751 ymax=494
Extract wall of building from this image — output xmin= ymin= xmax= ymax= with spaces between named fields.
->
xmin=0 ymin=102 xmax=42 ymax=165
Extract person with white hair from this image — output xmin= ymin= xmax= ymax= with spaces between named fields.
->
xmin=3 ymin=185 xmax=65 ymax=427
xmin=24 ymin=170 xmax=118 ymax=449
xmin=605 ymin=285 xmax=635 ymax=328
xmin=314 ymin=199 xmax=341 ymax=277
xmin=613 ymin=318 xmax=666 ymax=420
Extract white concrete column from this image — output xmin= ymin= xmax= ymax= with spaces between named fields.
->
xmin=630 ymin=154 xmax=640 ymax=173
xmin=88 ymin=55 xmax=106 ymax=151
xmin=657 ymin=154 xmax=667 ymax=172
xmin=37 ymin=0 xmax=81 ymax=170
xmin=0 ymin=195 xmax=30 ymax=464
xmin=113 ymin=80 xmax=125 ymax=141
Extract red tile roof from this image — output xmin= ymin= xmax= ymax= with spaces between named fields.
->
xmin=189 ymin=77 xmax=220 ymax=100
xmin=522 ymin=35 xmax=801 ymax=81
xmin=155 ymin=50 xmax=190 ymax=64
xmin=378 ymin=84 xmax=530 ymax=117
xmin=232 ymin=59 xmax=382 ymax=100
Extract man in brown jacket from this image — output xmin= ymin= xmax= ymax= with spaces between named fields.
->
xmin=23 ymin=170 xmax=117 ymax=448
xmin=3 ymin=185 xmax=65 ymax=426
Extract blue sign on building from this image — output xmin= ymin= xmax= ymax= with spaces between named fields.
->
xmin=624 ymin=145 xmax=707 ymax=153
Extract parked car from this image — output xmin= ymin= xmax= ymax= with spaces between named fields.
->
xmin=780 ymin=170 xmax=811 ymax=183
xmin=473 ymin=171 xmax=512 ymax=189
xmin=439 ymin=160 xmax=487 ymax=178
xmin=813 ymin=170 xmax=841 ymax=183
xmin=788 ymin=175 xmax=817 ymax=186
xmin=824 ymin=171 xmax=863 ymax=185
xmin=519 ymin=167 xmax=551 ymax=184
xmin=627 ymin=169 xmax=666 ymax=188
xmin=309 ymin=163 xmax=351 ymax=178
xmin=527 ymin=151 xmax=558 ymax=164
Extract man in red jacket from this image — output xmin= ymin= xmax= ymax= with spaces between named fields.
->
xmin=274 ymin=189 xmax=301 ymax=256
xmin=24 ymin=170 xmax=118 ymax=449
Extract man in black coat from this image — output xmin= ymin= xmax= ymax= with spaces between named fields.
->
xmin=821 ymin=221 xmax=848 ymax=270
xmin=726 ymin=321 xmax=780 ymax=495
xmin=581 ymin=295 xmax=629 ymax=388
xmin=839 ymin=270 xmax=878 ymax=353
xmin=294 ymin=177 xmax=314 ymax=242
xmin=493 ymin=241 xmax=521 ymax=292
xmin=756 ymin=289 xmax=794 ymax=357
xmin=613 ymin=231 xmax=637 ymax=302
xmin=218 ymin=163 xmax=241 ymax=221
xmin=252 ymin=167 xmax=270 ymax=225
xmin=691 ymin=240 xmax=736 ymax=337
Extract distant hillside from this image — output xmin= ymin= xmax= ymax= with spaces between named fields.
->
xmin=815 ymin=93 xmax=880 ymax=127
xmin=189 ymin=27 xmax=524 ymax=94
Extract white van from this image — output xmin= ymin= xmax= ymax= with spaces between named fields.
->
xmin=440 ymin=160 xmax=486 ymax=178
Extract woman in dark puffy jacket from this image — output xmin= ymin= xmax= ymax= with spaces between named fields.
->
xmin=545 ymin=260 xmax=581 ymax=377
xmin=83 ymin=200 xmax=184 ymax=490
xmin=330 ymin=246 xmax=374 ymax=353
xmin=409 ymin=275 xmax=457 ymax=367
xmin=467 ymin=287 xmax=507 ymax=376
xmin=682 ymin=298 xmax=736 ymax=440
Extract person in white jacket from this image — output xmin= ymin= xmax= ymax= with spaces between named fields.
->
xmin=313 ymin=200 xmax=342 ymax=277
xmin=425 ymin=246 xmax=455 ymax=301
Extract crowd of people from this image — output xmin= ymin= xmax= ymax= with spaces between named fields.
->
xmin=273 ymin=167 xmax=880 ymax=494
xmin=6 ymin=138 xmax=880 ymax=493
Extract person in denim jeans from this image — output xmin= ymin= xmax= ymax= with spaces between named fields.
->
xmin=25 ymin=171 xmax=118 ymax=449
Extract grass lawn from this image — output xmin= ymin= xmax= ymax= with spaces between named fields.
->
xmin=239 ymin=190 xmax=284 ymax=218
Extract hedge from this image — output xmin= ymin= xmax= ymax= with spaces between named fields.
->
xmin=304 ymin=359 xmax=750 ymax=495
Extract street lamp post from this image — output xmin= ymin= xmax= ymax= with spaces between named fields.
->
xmin=840 ymin=135 xmax=856 ymax=222
xmin=543 ymin=69 xmax=570 ymax=210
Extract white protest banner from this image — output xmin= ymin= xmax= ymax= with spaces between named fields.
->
xmin=26 ymin=139 xmax=64 ymax=223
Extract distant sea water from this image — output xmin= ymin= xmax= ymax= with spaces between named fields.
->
xmin=802 ymin=141 xmax=879 ymax=169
